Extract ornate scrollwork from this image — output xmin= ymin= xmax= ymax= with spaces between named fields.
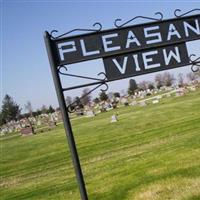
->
xmin=57 ymin=66 xmax=108 ymax=113
xmin=50 ymin=22 xmax=102 ymax=39
xmin=174 ymin=9 xmax=200 ymax=18
xmin=66 ymin=72 xmax=108 ymax=113
xmin=189 ymin=54 xmax=200 ymax=73
xmin=114 ymin=12 xmax=163 ymax=28
xmin=58 ymin=65 xmax=107 ymax=82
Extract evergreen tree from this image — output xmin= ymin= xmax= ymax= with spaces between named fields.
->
xmin=113 ymin=92 xmax=120 ymax=98
xmin=147 ymin=82 xmax=155 ymax=90
xmin=1 ymin=94 xmax=21 ymax=124
xmin=48 ymin=105 xmax=55 ymax=113
xmin=0 ymin=112 xmax=3 ymax=126
xmin=93 ymin=97 xmax=100 ymax=104
xmin=128 ymin=79 xmax=138 ymax=95
xmin=99 ymin=92 xmax=108 ymax=101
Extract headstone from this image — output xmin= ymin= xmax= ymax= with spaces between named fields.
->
xmin=76 ymin=109 xmax=84 ymax=116
xmin=48 ymin=121 xmax=57 ymax=128
xmin=21 ymin=127 xmax=34 ymax=136
xmin=111 ymin=115 xmax=118 ymax=123
xmin=57 ymin=111 xmax=63 ymax=121
xmin=106 ymin=104 xmax=113 ymax=111
xmin=140 ymin=95 xmax=145 ymax=99
xmin=176 ymin=92 xmax=181 ymax=97
xmin=21 ymin=122 xmax=26 ymax=128
xmin=131 ymin=101 xmax=137 ymax=106
xmin=37 ymin=120 xmax=41 ymax=126
xmin=8 ymin=128 xmax=13 ymax=133
xmin=166 ymin=93 xmax=171 ymax=97
xmin=86 ymin=110 xmax=95 ymax=117
xmin=156 ymin=95 xmax=162 ymax=99
xmin=176 ymin=90 xmax=184 ymax=97
xmin=121 ymin=97 xmax=128 ymax=104
xmin=190 ymin=87 xmax=196 ymax=91
xmin=152 ymin=99 xmax=159 ymax=104
xmin=99 ymin=104 xmax=107 ymax=112
xmin=140 ymin=101 xmax=146 ymax=106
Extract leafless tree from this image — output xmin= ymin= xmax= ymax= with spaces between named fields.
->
xmin=155 ymin=74 xmax=163 ymax=89
xmin=187 ymin=72 xmax=196 ymax=82
xmin=147 ymin=82 xmax=155 ymax=90
xmin=138 ymin=81 xmax=148 ymax=90
xmin=25 ymin=101 xmax=33 ymax=116
xmin=81 ymin=88 xmax=91 ymax=106
xmin=163 ymin=72 xmax=175 ymax=87
xmin=177 ymin=73 xmax=184 ymax=87
xmin=66 ymin=96 xmax=72 ymax=106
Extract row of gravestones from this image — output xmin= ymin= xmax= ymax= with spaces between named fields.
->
xmin=110 ymin=87 xmax=192 ymax=123
xmin=0 ymin=111 xmax=63 ymax=136
xmin=86 ymin=87 xmax=193 ymax=120
xmin=1 ymin=86 xmax=196 ymax=136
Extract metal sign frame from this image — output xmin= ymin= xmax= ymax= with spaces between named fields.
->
xmin=44 ymin=9 xmax=200 ymax=200
xmin=52 ymin=13 xmax=200 ymax=66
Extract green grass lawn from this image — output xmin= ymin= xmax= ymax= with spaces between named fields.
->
xmin=1 ymin=89 xmax=200 ymax=200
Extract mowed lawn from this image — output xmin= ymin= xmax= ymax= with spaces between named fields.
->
xmin=1 ymin=89 xmax=200 ymax=200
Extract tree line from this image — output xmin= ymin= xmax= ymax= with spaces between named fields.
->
xmin=0 ymin=96 xmax=56 ymax=126
xmin=1 ymin=71 xmax=199 ymax=126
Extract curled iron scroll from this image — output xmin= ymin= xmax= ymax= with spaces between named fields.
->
xmin=58 ymin=65 xmax=108 ymax=82
xmin=50 ymin=22 xmax=102 ymax=39
xmin=61 ymin=70 xmax=108 ymax=113
xmin=189 ymin=54 xmax=200 ymax=73
xmin=114 ymin=12 xmax=163 ymax=28
xmin=67 ymin=74 xmax=108 ymax=113
xmin=174 ymin=9 xmax=200 ymax=18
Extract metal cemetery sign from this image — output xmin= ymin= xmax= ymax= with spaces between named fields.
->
xmin=44 ymin=9 xmax=200 ymax=200
xmin=104 ymin=43 xmax=190 ymax=80
xmin=54 ymin=14 xmax=199 ymax=65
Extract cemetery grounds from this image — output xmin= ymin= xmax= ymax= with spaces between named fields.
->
xmin=1 ymin=88 xmax=200 ymax=200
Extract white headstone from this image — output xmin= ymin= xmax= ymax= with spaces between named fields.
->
xmin=176 ymin=92 xmax=181 ymax=97
xmin=37 ymin=120 xmax=41 ymax=126
xmin=86 ymin=110 xmax=95 ymax=117
xmin=152 ymin=99 xmax=159 ymax=104
xmin=190 ymin=87 xmax=196 ymax=91
xmin=111 ymin=115 xmax=118 ymax=123
xmin=156 ymin=95 xmax=162 ymax=99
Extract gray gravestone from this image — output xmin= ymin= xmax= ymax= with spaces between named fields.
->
xmin=111 ymin=115 xmax=118 ymax=123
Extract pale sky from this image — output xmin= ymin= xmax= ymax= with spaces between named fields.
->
xmin=1 ymin=1 xmax=200 ymax=111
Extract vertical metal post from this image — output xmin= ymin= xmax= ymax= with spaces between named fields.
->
xmin=44 ymin=31 xmax=88 ymax=200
